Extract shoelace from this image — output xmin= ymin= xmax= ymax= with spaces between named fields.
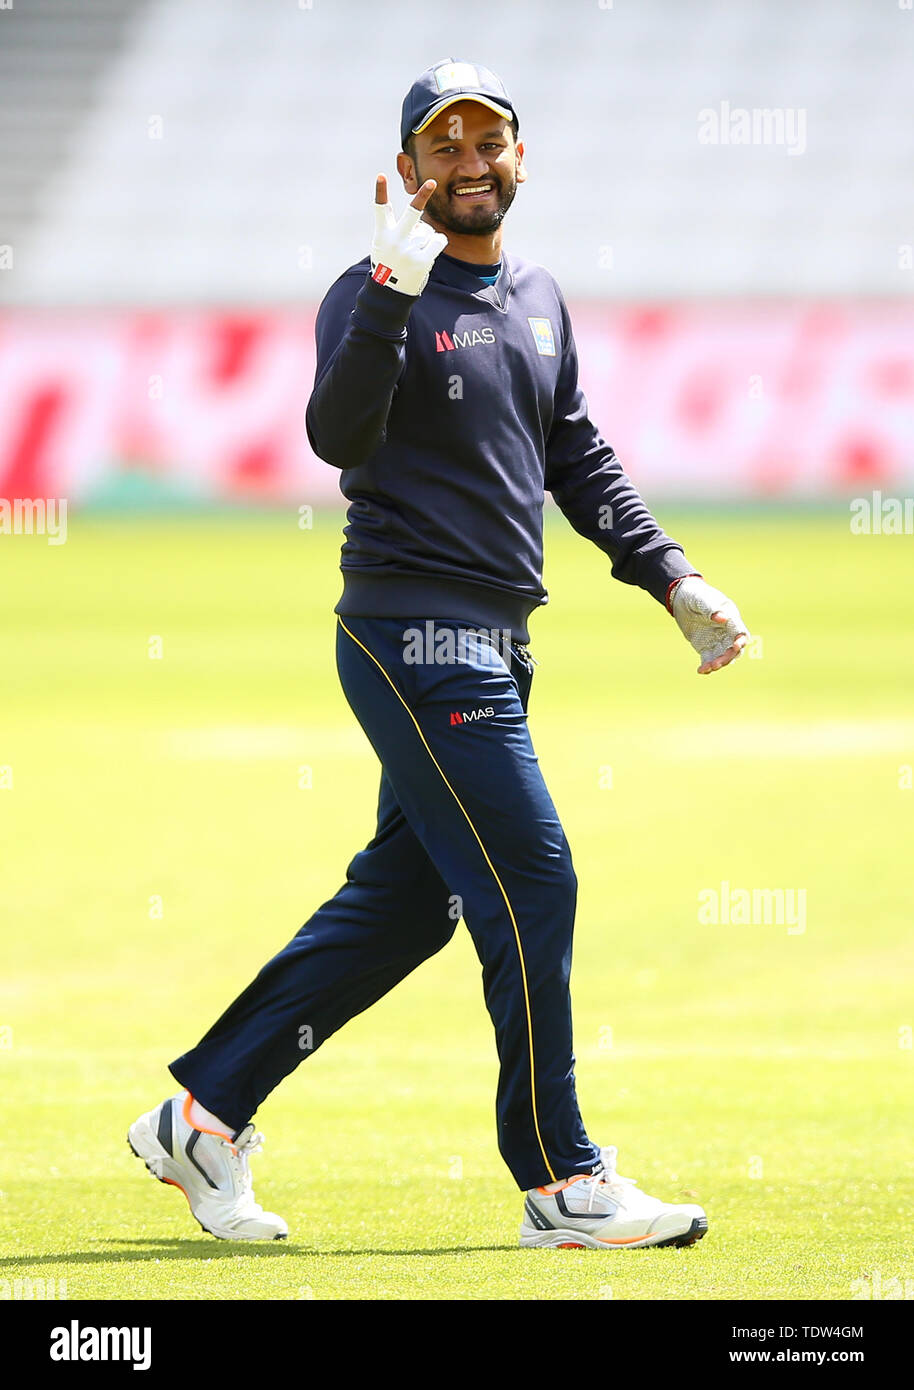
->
xmin=583 ymin=1174 xmax=605 ymax=1213
xmin=233 ymin=1130 xmax=265 ymax=1159
xmin=583 ymin=1146 xmax=640 ymax=1211
xmin=221 ymin=1131 xmax=265 ymax=1196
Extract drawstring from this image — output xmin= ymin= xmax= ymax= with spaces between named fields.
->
xmin=511 ymin=642 xmax=538 ymax=670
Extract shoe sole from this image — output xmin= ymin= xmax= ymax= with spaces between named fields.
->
xmin=127 ymin=1117 xmax=287 ymax=1242
xmin=519 ymin=1215 xmax=708 ymax=1250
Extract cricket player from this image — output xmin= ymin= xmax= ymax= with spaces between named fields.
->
xmin=129 ymin=59 xmax=748 ymax=1250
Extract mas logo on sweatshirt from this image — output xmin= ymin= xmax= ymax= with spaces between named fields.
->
xmin=527 ymin=317 xmax=556 ymax=356
xmin=435 ymin=327 xmax=496 ymax=352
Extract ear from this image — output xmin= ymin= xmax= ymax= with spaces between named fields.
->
xmin=514 ymin=138 xmax=527 ymax=185
xmin=397 ymin=151 xmax=419 ymax=195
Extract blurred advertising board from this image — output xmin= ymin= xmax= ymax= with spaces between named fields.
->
xmin=0 ymin=305 xmax=911 ymax=505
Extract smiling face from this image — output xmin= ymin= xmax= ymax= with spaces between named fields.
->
xmin=398 ymin=99 xmax=526 ymax=241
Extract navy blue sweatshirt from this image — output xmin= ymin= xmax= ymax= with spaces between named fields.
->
xmin=306 ymin=249 xmax=696 ymax=643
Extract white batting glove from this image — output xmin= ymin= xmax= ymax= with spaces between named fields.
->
xmin=669 ymin=575 xmax=750 ymax=674
xmin=370 ymin=175 xmax=449 ymax=297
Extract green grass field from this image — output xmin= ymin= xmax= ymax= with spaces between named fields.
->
xmin=2 ymin=508 xmax=912 ymax=1301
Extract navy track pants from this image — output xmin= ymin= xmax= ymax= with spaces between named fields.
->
xmin=169 ymin=616 xmax=600 ymax=1189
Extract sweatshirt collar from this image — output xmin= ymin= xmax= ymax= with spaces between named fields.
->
xmin=428 ymin=250 xmax=514 ymax=309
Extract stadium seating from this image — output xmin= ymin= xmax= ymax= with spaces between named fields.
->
xmin=1 ymin=0 xmax=911 ymax=304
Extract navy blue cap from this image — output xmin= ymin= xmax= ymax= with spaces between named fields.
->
xmin=400 ymin=59 xmax=517 ymax=148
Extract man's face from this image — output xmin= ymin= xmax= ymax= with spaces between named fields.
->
xmin=398 ymin=100 xmax=526 ymax=238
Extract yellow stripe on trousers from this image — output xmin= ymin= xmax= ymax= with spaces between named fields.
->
xmin=337 ymin=617 xmax=557 ymax=1183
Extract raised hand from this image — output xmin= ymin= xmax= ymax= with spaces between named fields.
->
xmin=370 ymin=174 xmax=449 ymax=296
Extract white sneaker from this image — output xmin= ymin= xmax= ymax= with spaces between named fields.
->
xmin=127 ymin=1091 xmax=288 ymax=1241
xmin=520 ymin=1144 xmax=707 ymax=1249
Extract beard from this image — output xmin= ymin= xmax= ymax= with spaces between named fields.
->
xmin=416 ymin=166 xmax=517 ymax=237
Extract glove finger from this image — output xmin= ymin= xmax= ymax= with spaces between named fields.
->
xmin=715 ymin=604 xmax=748 ymax=638
xmin=412 ymin=229 xmax=447 ymax=258
xmin=398 ymin=202 xmax=424 ymax=236
xmin=373 ymin=199 xmax=396 ymax=236
xmin=697 ymin=634 xmax=733 ymax=663
xmin=704 ymin=624 xmax=749 ymax=659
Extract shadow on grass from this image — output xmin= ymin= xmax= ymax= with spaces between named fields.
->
xmin=1 ymin=1239 xmax=519 ymax=1267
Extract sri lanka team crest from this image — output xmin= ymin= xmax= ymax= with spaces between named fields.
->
xmin=434 ymin=62 xmax=480 ymax=91
xmin=527 ymin=317 xmax=556 ymax=356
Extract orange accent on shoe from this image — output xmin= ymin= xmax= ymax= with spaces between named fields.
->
xmin=183 ymin=1092 xmax=236 ymax=1148
xmin=537 ymin=1174 xmax=592 ymax=1195
xmin=161 ymin=1177 xmax=191 ymax=1209
xmin=557 ymin=1241 xmax=586 ymax=1249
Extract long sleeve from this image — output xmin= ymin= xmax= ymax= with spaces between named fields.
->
xmin=305 ymin=273 xmax=417 ymax=471
xmin=544 ymin=295 xmax=696 ymax=606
